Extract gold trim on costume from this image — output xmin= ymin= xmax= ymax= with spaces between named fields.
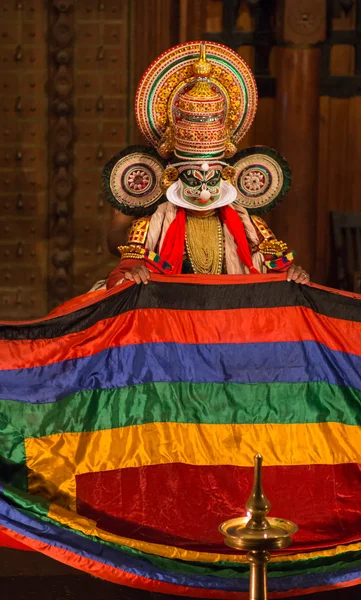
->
xmin=251 ymin=216 xmax=289 ymax=256
xmin=251 ymin=216 xmax=275 ymax=241
xmin=128 ymin=218 xmax=150 ymax=246
xmin=117 ymin=217 xmax=151 ymax=259
xmin=258 ymin=239 xmax=288 ymax=255
xmin=117 ymin=245 xmax=146 ymax=260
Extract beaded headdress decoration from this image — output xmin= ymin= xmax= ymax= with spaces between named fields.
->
xmin=103 ymin=41 xmax=291 ymax=217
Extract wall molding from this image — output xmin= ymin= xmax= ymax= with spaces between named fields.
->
xmin=48 ymin=0 xmax=75 ymax=309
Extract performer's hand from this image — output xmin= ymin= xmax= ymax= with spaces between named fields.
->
xmin=287 ymin=264 xmax=310 ymax=284
xmin=124 ymin=265 xmax=151 ymax=285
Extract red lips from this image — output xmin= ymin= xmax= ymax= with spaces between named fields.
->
xmin=192 ymin=196 xmax=213 ymax=205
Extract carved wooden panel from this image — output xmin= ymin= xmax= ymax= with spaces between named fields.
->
xmin=276 ymin=0 xmax=327 ymax=45
xmin=0 ymin=1 xmax=48 ymax=319
xmin=47 ymin=0 xmax=76 ymax=310
xmin=72 ymin=0 xmax=129 ymax=298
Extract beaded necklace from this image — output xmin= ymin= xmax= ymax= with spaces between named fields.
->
xmin=185 ymin=211 xmax=224 ymax=274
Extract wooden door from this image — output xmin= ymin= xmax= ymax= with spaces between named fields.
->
xmin=0 ymin=0 xmax=183 ymax=319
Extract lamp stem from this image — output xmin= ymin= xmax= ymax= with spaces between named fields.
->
xmin=247 ymin=550 xmax=270 ymax=600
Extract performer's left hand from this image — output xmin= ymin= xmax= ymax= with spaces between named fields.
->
xmin=287 ymin=264 xmax=310 ymax=284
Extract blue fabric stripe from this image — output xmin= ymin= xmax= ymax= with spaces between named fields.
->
xmin=1 ymin=341 xmax=361 ymax=403
xmin=0 ymin=489 xmax=361 ymax=593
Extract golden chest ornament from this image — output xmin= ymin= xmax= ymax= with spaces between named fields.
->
xmin=185 ymin=212 xmax=224 ymax=275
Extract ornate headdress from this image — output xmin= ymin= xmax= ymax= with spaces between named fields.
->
xmin=103 ymin=42 xmax=291 ymax=216
xmin=136 ymin=41 xmax=257 ymax=161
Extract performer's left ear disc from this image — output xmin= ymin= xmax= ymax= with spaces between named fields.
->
xmin=230 ymin=146 xmax=291 ymax=215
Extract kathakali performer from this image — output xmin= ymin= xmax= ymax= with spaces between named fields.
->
xmin=103 ymin=42 xmax=310 ymax=287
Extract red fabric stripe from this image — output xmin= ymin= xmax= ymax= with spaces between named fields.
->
xmin=1 ymin=304 xmax=361 ymax=370
xmin=0 ymin=527 xmax=32 ymax=550
xmin=76 ymin=462 xmax=361 ymax=554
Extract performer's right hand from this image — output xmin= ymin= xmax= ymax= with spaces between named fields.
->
xmin=124 ymin=265 xmax=151 ymax=285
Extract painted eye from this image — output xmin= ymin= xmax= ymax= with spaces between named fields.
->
xmin=208 ymin=178 xmax=219 ymax=187
xmin=187 ymin=178 xmax=199 ymax=186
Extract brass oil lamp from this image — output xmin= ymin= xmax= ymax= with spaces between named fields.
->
xmin=219 ymin=454 xmax=298 ymax=600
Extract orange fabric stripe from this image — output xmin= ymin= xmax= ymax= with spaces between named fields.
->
xmin=25 ymin=422 xmax=361 ymax=512
xmin=2 ymin=304 xmax=361 ymax=370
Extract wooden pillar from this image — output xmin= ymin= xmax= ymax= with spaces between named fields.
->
xmin=179 ymin=0 xmax=206 ymax=44
xmin=271 ymin=0 xmax=326 ymax=276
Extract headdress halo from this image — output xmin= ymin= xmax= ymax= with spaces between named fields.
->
xmin=135 ymin=41 xmax=258 ymax=160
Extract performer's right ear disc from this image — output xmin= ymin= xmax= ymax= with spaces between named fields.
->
xmin=102 ymin=145 xmax=167 ymax=217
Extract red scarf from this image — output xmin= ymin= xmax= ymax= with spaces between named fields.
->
xmin=159 ymin=206 xmax=259 ymax=274
xmin=219 ymin=205 xmax=259 ymax=274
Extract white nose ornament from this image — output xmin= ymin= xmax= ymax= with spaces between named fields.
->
xmin=200 ymin=189 xmax=211 ymax=201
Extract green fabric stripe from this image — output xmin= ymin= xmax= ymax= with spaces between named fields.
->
xmin=0 ymin=416 xmax=27 ymax=490
xmin=2 ymin=485 xmax=361 ymax=580
xmin=1 ymin=381 xmax=361 ymax=446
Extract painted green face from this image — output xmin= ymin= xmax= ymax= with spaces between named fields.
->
xmin=179 ymin=168 xmax=222 ymax=208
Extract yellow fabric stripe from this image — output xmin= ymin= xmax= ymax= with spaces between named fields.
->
xmin=25 ymin=421 xmax=361 ymax=513
xmin=48 ymin=503 xmax=361 ymax=565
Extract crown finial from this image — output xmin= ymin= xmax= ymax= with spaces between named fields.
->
xmin=193 ymin=43 xmax=212 ymax=77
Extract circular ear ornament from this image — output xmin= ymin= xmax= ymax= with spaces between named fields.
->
xmin=230 ymin=146 xmax=291 ymax=215
xmin=161 ymin=166 xmax=179 ymax=192
xmin=221 ymin=166 xmax=236 ymax=181
xmin=102 ymin=145 xmax=167 ymax=217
